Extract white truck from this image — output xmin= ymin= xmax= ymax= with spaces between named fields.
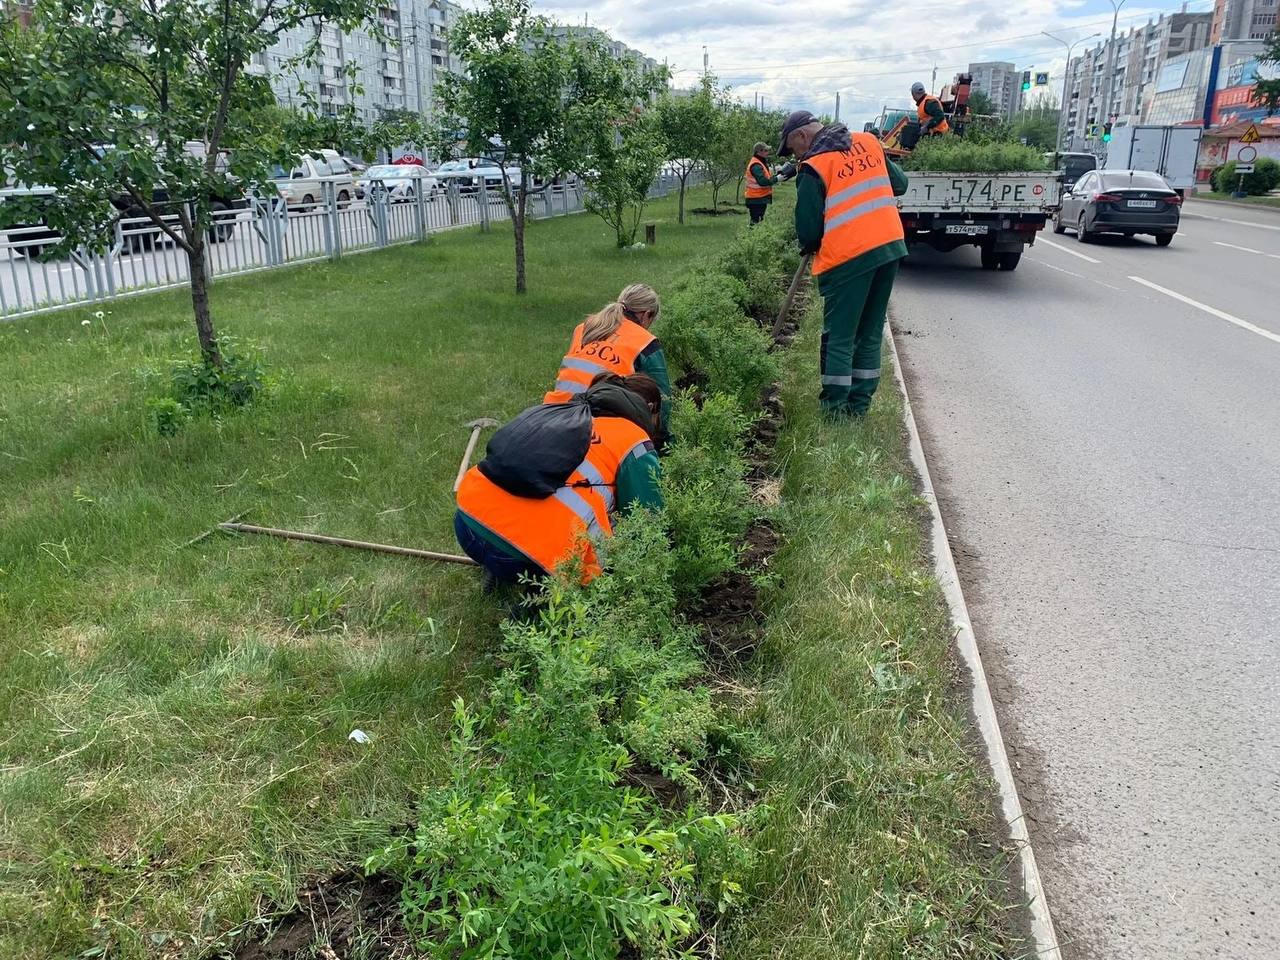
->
xmin=896 ymin=171 xmax=1062 ymax=271
xmin=1102 ymin=125 xmax=1202 ymax=194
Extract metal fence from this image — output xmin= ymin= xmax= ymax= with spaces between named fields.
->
xmin=1 ymin=168 xmax=698 ymax=321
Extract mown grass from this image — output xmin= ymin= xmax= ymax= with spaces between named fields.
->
xmin=0 ymin=185 xmax=751 ymax=959
xmin=723 ymin=303 xmax=1014 ymax=959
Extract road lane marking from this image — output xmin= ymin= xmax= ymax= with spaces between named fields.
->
xmin=1028 ymin=256 xmax=1123 ymax=290
xmin=1184 ymin=211 xmax=1280 ymax=231
xmin=1038 ymin=237 xmax=1101 ymax=264
xmin=1213 ymin=240 xmax=1280 ymax=259
xmin=1129 ymin=275 xmax=1280 ymax=346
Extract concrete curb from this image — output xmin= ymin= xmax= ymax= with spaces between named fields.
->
xmin=886 ymin=324 xmax=1062 ymax=959
xmin=1187 ymin=195 xmax=1280 ymax=212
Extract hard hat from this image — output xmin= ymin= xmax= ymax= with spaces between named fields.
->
xmin=911 ymin=82 xmax=926 ymax=95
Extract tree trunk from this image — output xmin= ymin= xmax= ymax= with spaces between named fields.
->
xmin=513 ymin=188 xmax=527 ymax=294
xmin=678 ymin=173 xmax=688 ymax=224
xmin=186 ymin=237 xmax=221 ymax=366
xmin=735 ymin=176 xmax=742 ymax=204
xmin=711 ymin=182 xmax=720 ymax=210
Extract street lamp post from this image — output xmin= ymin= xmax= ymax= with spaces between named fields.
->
xmin=1043 ymin=31 xmax=1101 ymax=150
xmin=1099 ymin=0 xmax=1128 ymax=146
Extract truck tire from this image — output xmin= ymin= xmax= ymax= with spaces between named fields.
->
xmin=980 ymin=246 xmax=999 ymax=270
xmin=998 ymin=251 xmax=1022 ymax=271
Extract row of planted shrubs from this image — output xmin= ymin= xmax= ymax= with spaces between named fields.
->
xmin=366 ymin=218 xmax=800 ymax=958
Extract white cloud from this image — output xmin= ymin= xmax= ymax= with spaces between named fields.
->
xmin=525 ymin=0 xmax=1214 ymax=126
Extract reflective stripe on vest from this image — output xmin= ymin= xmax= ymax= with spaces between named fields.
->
xmin=455 ymin=415 xmax=651 ymax=580
xmin=801 ymin=133 xmax=905 ymax=276
xmin=917 ymin=96 xmax=950 ymax=134
xmin=544 ymin=318 xmax=655 ymax=404
xmin=745 ymin=157 xmax=773 ymax=200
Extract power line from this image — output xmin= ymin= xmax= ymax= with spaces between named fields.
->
xmin=669 ymin=0 xmax=1214 ymax=78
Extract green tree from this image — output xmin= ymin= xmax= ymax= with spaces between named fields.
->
xmin=702 ymin=91 xmax=745 ymax=211
xmin=1251 ymin=32 xmax=1280 ymax=116
xmin=966 ymin=89 xmax=998 ymax=117
xmin=0 ymin=0 xmax=379 ymax=366
xmin=1010 ymin=105 xmax=1061 ymax=150
xmin=656 ymin=84 xmax=720 ymax=224
xmin=437 ymin=0 xmax=663 ymax=293
xmin=582 ymin=108 xmax=667 ymax=247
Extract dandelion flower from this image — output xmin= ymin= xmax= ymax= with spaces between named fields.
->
xmin=81 ymin=319 xmax=91 ymax=326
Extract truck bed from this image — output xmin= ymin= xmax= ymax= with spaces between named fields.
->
xmin=897 ymin=171 xmax=1061 ymax=213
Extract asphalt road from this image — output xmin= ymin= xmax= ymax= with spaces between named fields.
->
xmin=891 ymin=198 xmax=1280 ymax=960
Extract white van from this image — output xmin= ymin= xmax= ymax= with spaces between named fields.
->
xmin=271 ymin=149 xmax=356 ymax=208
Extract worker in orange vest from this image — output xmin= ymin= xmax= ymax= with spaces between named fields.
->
xmin=455 ymin=374 xmax=664 ymax=585
xmin=778 ymin=109 xmax=909 ymax=418
xmin=545 ymin=283 xmax=671 ymax=439
xmin=744 ymin=141 xmax=793 ymax=224
xmin=911 ymin=82 xmax=951 ymax=136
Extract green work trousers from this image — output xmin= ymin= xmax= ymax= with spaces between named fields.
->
xmin=819 ymin=259 xmax=900 ymax=415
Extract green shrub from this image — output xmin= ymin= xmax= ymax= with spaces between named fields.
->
xmin=1213 ymin=157 xmax=1280 ymax=195
xmin=903 ymin=137 xmax=1048 ymax=173
xmin=141 ymin=335 xmax=273 ymax=434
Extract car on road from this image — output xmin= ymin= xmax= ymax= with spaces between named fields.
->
xmin=1053 ymin=169 xmax=1181 ymax=246
xmin=355 ymin=164 xmax=440 ymax=202
xmin=433 ymin=157 xmax=519 ymax=197
xmin=270 ymin=150 xmax=356 ymax=209
xmin=1045 ymin=150 xmax=1097 ymax=190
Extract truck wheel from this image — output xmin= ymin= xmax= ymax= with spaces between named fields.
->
xmin=998 ymin=251 xmax=1022 ymax=271
xmin=980 ymin=246 xmax=999 ymax=270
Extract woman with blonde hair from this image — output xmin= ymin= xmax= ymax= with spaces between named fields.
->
xmin=545 ymin=282 xmax=671 ymax=432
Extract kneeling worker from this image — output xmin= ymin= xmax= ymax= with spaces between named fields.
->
xmin=777 ymin=109 xmax=909 ymax=418
xmin=455 ymin=374 xmax=663 ymax=584
xmin=545 ymin=283 xmax=671 ymax=437
xmin=911 ymin=81 xmax=950 ymax=136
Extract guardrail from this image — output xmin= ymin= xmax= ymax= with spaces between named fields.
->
xmin=1 ymin=168 xmax=700 ymax=321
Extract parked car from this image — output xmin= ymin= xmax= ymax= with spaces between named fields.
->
xmin=433 ymin=157 xmax=519 ymax=196
xmin=355 ymin=164 xmax=440 ymax=202
xmin=1053 ymin=169 xmax=1181 ymax=246
xmin=1045 ymin=151 xmax=1097 ymax=190
xmin=270 ymin=149 xmax=355 ymax=209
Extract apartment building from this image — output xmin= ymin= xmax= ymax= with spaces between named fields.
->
xmin=1212 ymin=0 xmax=1279 ymax=42
xmin=967 ymin=61 xmax=1025 ymax=119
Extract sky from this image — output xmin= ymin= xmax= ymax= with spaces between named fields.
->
xmin=525 ymin=0 xmax=1219 ymax=126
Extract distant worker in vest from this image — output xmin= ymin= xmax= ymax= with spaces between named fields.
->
xmin=456 ymin=373 xmax=664 ymax=586
xmin=545 ymin=283 xmax=671 ymax=440
xmin=777 ymin=109 xmax=909 ymax=419
xmin=744 ymin=141 xmax=794 ymax=224
xmin=911 ymin=81 xmax=950 ymax=136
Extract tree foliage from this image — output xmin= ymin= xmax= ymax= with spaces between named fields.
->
xmin=436 ymin=0 xmax=664 ymax=292
xmin=0 ymin=0 xmax=381 ymax=365
xmin=656 ymin=84 xmax=720 ymax=224
xmin=582 ymin=109 xmax=667 ymax=247
xmin=966 ymin=89 xmax=998 ymax=117
xmin=1251 ymin=31 xmax=1280 ymax=116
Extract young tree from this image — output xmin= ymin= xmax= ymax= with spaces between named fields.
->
xmin=437 ymin=0 xmax=663 ymax=293
xmin=703 ymin=96 xmax=747 ymax=212
xmin=582 ymin=108 xmax=666 ymax=247
xmin=1250 ymin=32 xmax=1280 ymax=116
xmin=656 ymin=84 xmax=720 ymax=224
xmin=966 ymin=88 xmax=998 ymax=117
xmin=0 ymin=0 xmax=380 ymax=366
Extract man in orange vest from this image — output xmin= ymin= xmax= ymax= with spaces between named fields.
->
xmin=778 ymin=109 xmax=909 ymax=418
xmin=911 ymin=81 xmax=951 ymax=136
xmin=744 ymin=141 xmax=793 ymax=224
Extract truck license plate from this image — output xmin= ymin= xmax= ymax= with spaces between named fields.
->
xmin=945 ymin=224 xmax=989 ymax=235
xmin=1128 ymin=200 xmax=1157 ymax=208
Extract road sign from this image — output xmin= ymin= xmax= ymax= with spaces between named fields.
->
xmin=1240 ymin=123 xmax=1262 ymax=144
xmin=1236 ymin=163 xmax=1255 ymax=173
xmin=1034 ymin=72 xmax=1050 ymax=86
xmin=1237 ymin=145 xmax=1258 ymax=163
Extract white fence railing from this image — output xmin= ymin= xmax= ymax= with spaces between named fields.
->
xmin=1 ymin=168 xmax=699 ymax=321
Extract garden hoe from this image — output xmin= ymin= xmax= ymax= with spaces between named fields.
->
xmin=771 ymin=253 xmax=812 ymax=341
xmin=453 ymin=416 xmax=500 ymax=492
xmin=211 ymin=520 xmax=478 ymax=566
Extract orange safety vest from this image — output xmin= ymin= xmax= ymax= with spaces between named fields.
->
xmin=543 ymin=318 xmax=655 ymax=405
xmin=801 ymin=132 xmax=905 ymax=277
xmin=744 ymin=156 xmax=773 ymax=200
xmin=917 ymin=96 xmax=951 ymax=135
xmin=455 ymin=415 xmax=653 ymax=580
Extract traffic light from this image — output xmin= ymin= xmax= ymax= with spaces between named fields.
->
xmin=1021 ymin=70 xmax=1032 ymax=91
xmin=1102 ymin=122 xmax=1113 ymax=143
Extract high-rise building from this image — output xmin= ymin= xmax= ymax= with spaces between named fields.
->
xmin=1062 ymin=12 xmax=1212 ymax=149
xmin=967 ymin=61 xmax=1025 ymax=118
xmin=547 ymin=24 xmax=660 ymax=76
xmin=1212 ymin=0 xmax=1278 ymax=42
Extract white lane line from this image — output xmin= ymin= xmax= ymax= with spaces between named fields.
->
xmin=1028 ymin=256 xmax=1124 ymax=290
xmin=1038 ymin=237 xmax=1101 ymax=264
xmin=1129 ymin=275 xmax=1280 ymax=346
xmin=1185 ymin=211 xmax=1280 ymax=232
xmin=1213 ymin=240 xmax=1280 ymax=260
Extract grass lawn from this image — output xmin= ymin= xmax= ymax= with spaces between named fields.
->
xmin=1193 ymin=191 xmax=1280 ymax=209
xmin=0 ymin=185 xmax=754 ymax=959
xmin=724 ymin=306 xmax=1012 ymax=958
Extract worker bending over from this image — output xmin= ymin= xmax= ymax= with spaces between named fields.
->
xmin=744 ymin=142 xmax=793 ymax=224
xmin=911 ymin=81 xmax=950 ymax=135
xmin=778 ymin=109 xmax=909 ymax=418
xmin=545 ymin=283 xmax=671 ymax=437
xmin=455 ymin=374 xmax=663 ymax=585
